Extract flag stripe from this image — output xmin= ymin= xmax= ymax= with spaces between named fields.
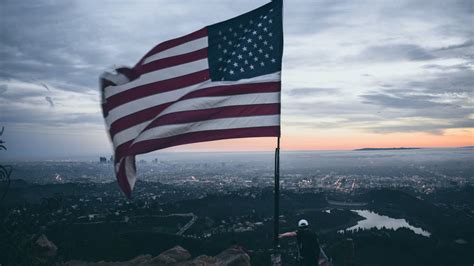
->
xmin=146 ymin=103 xmax=280 ymax=129
xmin=104 ymin=69 xmax=210 ymax=114
xmin=105 ymin=73 xmax=280 ymax=125
xmin=120 ymin=126 xmax=280 ymax=159
xmin=134 ymin=114 xmax=280 ymax=144
xmin=112 ymin=92 xmax=280 ymax=146
xmin=136 ymin=48 xmax=208 ymax=75
xmin=143 ymin=36 xmax=208 ymax=64
xmin=108 ymin=82 xmax=281 ymax=136
xmin=104 ymin=58 xmax=209 ymax=99
xmin=115 ymin=104 xmax=280 ymax=149
xmin=137 ymin=28 xmax=208 ymax=65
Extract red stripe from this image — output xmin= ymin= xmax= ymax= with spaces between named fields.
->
xmin=104 ymin=69 xmax=210 ymax=113
xmin=116 ymin=158 xmax=132 ymax=198
xmin=116 ymin=141 xmax=133 ymax=163
xmin=108 ymin=82 xmax=280 ymax=137
xmin=136 ymin=28 xmax=208 ymax=66
xmin=182 ymin=82 xmax=281 ymax=100
xmin=128 ymin=126 xmax=280 ymax=156
xmin=135 ymin=48 xmax=208 ymax=75
xmin=145 ymin=103 xmax=280 ymax=130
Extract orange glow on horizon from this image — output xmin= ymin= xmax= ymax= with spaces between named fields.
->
xmin=166 ymin=128 xmax=474 ymax=151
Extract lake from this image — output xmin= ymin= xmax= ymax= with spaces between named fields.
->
xmin=340 ymin=210 xmax=431 ymax=237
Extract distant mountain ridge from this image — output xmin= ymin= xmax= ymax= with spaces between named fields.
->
xmin=354 ymin=147 xmax=421 ymax=151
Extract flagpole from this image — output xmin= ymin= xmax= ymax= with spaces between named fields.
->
xmin=273 ymin=136 xmax=281 ymax=251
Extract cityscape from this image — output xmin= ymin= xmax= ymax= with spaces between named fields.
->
xmin=1 ymin=148 xmax=473 ymax=265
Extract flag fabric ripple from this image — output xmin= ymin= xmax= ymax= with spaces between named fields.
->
xmin=100 ymin=1 xmax=283 ymax=198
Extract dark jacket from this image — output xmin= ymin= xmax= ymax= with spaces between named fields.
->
xmin=296 ymin=228 xmax=320 ymax=265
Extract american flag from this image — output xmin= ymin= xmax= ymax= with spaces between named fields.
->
xmin=100 ymin=1 xmax=283 ymax=198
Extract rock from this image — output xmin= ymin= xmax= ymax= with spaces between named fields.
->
xmin=149 ymin=246 xmax=191 ymax=265
xmin=214 ymin=246 xmax=250 ymax=266
xmin=34 ymin=234 xmax=58 ymax=263
xmin=65 ymin=245 xmax=250 ymax=266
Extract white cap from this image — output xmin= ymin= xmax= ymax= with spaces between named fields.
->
xmin=298 ymin=219 xmax=309 ymax=228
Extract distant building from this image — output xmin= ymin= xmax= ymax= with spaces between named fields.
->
xmin=99 ymin=157 xmax=107 ymax=163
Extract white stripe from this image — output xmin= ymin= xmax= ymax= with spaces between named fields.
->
xmin=143 ymin=37 xmax=208 ymax=64
xmin=159 ymin=92 xmax=280 ymax=117
xmin=133 ymin=114 xmax=280 ymax=144
xmin=101 ymin=72 xmax=130 ymax=86
xmin=104 ymin=58 xmax=209 ymax=99
xmin=112 ymin=92 xmax=280 ymax=146
xmin=124 ymin=156 xmax=137 ymax=191
xmin=105 ymin=72 xmax=281 ymax=126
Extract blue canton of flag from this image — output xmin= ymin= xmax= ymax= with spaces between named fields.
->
xmin=208 ymin=1 xmax=283 ymax=81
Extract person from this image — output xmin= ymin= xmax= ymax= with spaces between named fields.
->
xmin=279 ymin=219 xmax=320 ymax=266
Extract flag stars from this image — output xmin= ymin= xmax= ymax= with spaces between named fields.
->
xmin=210 ymin=5 xmax=280 ymax=81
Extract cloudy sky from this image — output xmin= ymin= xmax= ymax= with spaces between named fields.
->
xmin=0 ymin=0 xmax=473 ymax=159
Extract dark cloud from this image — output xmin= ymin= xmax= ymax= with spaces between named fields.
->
xmin=365 ymin=118 xmax=474 ymax=135
xmin=0 ymin=85 xmax=7 ymax=94
xmin=435 ymin=40 xmax=474 ymax=51
xmin=285 ymin=87 xmax=340 ymax=97
xmin=407 ymin=69 xmax=474 ymax=94
xmin=357 ymin=44 xmax=435 ymax=62
xmin=45 ymin=96 xmax=55 ymax=108
xmin=361 ymin=93 xmax=446 ymax=109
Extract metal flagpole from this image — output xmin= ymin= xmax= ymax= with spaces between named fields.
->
xmin=273 ymin=136 xmax=281 ymax=250
xmin=272 ymin=0 xmax=283 ymax=264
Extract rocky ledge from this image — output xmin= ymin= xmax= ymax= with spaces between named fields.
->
xmin=65 ymin=245 xmax=251 ymax=266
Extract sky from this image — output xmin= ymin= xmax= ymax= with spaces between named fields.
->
xmin=0 ymin=0 xmax=473 ymax=159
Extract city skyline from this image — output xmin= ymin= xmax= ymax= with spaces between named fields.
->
xmin=1 ymin=0 xmax=473 ymax=159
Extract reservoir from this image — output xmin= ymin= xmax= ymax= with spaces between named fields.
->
xmin=341 ymin=210 xmax=431 ymax=237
